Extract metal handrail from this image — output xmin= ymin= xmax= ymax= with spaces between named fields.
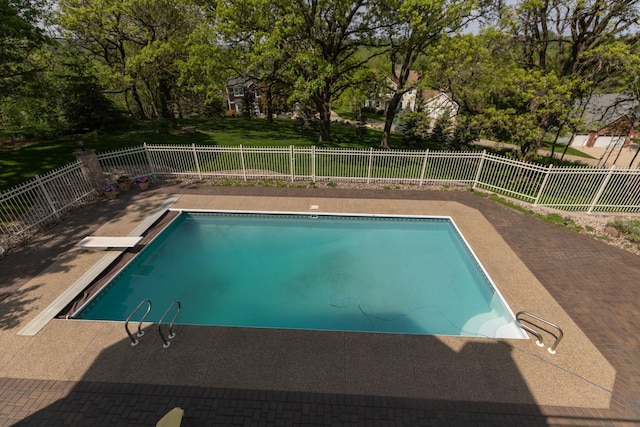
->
xmin=125 ymin=299 xmax=152 ymax=347
xmin=158 ymin=301 xmax=181 ymax=348
xmin=516 ymin=311 xmax=564 ymax=354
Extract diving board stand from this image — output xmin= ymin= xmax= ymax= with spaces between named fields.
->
xmin=75 ymin=236 xmax=143 ymax=250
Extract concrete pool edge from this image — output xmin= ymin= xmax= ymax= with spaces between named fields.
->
xmin=16 ymin=197 xmax=179 ymax=336
xmin=1 ymin=193 xmax=617 ymax=410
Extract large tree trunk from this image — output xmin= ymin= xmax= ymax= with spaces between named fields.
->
xmin=130 ymin=83 xmax=148 ymax=120
xmin=523 ymin=113 xmax=553 ymax=159
xmin=314 ymin=88 xmax=332 ymax=143
xmin=549 ymin=125 xmax=564 ymax=159
xmin=380 ymin=93 xmax=403 ymax=149
xmin=157 ymin=77 xmax=176 ymax=129
xmin=266 ymin=85 xmax=274 ymax=124
xmin=318 ymin=107 xmax=331 ymax=142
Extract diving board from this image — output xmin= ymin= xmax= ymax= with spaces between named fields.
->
xmin=76 ymin=236 xmax=143 ymax=249
xmin=18 ymin=196 xmax=179 ymax=336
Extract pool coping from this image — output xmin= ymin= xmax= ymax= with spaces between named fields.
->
xmin=16 ymin=197 xmax=179 ymax=336
xmin=73 ymin=208 xmax=527 ymax=340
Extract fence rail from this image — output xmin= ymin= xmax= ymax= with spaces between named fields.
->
xmin=1 ymin=143 xmax=639 ymax=253
xmin=0 ymin=161 xmax=97 ymax=252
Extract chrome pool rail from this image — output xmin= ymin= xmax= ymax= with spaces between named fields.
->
xmin=516 ymin=311 xmax=564 ymax=354
xmin=159 ymin=300 xmax=181 ymax=348
xmin=125 ymin=299 xmax=152 ymax=346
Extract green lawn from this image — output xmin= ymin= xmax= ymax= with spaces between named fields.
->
xmin=0 ymin=118 xmax=403 ymax=190
xmin=332 ymin=106 xmax=387 ymax=122
xmin=539 ymin=142 xmax=595 ymax=159
xmin=0 ymin=116 xmax=600 ymax=192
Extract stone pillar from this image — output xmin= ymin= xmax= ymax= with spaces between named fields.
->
xmin=74 ymin=149 xmax=106 ymax=190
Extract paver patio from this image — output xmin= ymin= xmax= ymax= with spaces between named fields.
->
xmin=1 ymin=185 xmax=639 ymax=426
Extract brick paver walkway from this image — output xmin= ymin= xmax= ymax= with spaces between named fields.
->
xmin=2 ymin=186 xmax=639 ymax=426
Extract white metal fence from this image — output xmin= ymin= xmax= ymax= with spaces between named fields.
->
xmin=0 ymin=161 xmax=97 ymax=252
xmin=2 ymin=143 xmax=639 ymax=253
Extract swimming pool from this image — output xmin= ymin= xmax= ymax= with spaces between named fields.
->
xmin=74 ymin=211 xmax=526 ymax=339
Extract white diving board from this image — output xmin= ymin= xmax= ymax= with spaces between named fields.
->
xmin=17 ymin=197 xmax=180 ymax=336
xmin=75 ymin=236 xmax=143 ymax=250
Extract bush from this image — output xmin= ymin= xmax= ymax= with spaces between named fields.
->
xmin=293 ymin=103 xmax=319 ymax=132
xmin=607 ymin=219 xmax=640 ymax=243
xmin=58 ymin=73 xmax=128 ymax=133
xmin=396 ymin=110 xmax=431 ymax=146
xmin=428 ymin=115 xmax=453 ymax=146
xmin=449 ymin=115 xmax=481 ymax=150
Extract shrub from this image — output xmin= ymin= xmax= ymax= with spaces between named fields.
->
xmin=293 ymin=103 xmax=319 ymax=132
xmin=607 ymin=219 xmax=640 ymax=243
xmin=396 ymin=110 xmax=431 ymax=146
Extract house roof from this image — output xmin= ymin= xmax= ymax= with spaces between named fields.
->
xmin=227 ymin=77 xmax=253 ymax=87
xmin=391 ymin=70 xmax=421 ymax=88
xmin=575 ymin=93 xmax=638 ymax=129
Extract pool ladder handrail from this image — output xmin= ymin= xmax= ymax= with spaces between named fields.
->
xmin=516 ymin=311 xmax=563 ymax=354
xmin=159 ymin=300 xmax=181 ymax=348
xmin=125 ymin=299 xmax=152 ymax=347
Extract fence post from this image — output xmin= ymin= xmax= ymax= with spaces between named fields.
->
xmin=143 ymin=142 xmax=155 ymax=177
xmin=367 ymin=147 xmax=373 ymax=184
xmin=73 ymin=148 xmax=106 ymax=191
xmin=419 ymin=149 xmax=429 ymax=186
xmin=311 ymin=145 xmax=316 ymax=183
xmin=192 ymin=144 xmax=202 ymax=180
xmin=534 ymin=164 xmax=553 ymax=206
xmin=35 ymin=175 xmax=59 ymax=218
xmin=240 ymin=145 xmax=247 ymax=181
xmin=588 ymin=165 xmax=615 ymax=213
xmin=290 ymin=145 xmax=295 ymax=182
xmin=472 ymin=150 xmax=487 ymax=190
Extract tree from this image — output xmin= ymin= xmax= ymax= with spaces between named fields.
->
xmin=0 ymin=0 xmax=47 ymax=99
xmin=395 ymin=110 xmax=432 ymax=146
xmin=205 ymin=0 xmax=386 ymax=142
xmin=287 ymin=0 xmax=388 ymax=142
xmin=424 ymin=31 xmax=506 ymax=147
xmin=58 ymin=0 xmax=201 ymax=124
xmin=617 ymin=46 xmax=640 ymax=168
xmin=376 ymin=0 xmax=477 ymax=148
xmin=498 ymin=0 xmax=640 ymax=153
xmin=204 ymin=0 xmax=295 ymax=123
xmin=57 ymin=60 xmax=126 ymax=132
xmin=0 ymin=42 xmax=128 ymax=136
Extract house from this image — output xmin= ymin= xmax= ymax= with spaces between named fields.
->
xmin=223 ymin=78 xmax=261 ymax=114
xmin=421 ymin=90 xmax=459 ymax=119
xmin=569 ymin=93 xmax=639 ymax=148
xmin=365 ymin=71 xmax=459 ymax=119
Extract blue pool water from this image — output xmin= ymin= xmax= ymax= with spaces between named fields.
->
xmin=75 ymin=212 xmax=525 ymax=338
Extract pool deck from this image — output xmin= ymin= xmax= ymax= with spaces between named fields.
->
xmin=1 ymin=185 xmax=639 ymax=426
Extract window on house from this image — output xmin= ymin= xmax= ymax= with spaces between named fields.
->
xmin=233 ymin=86 xmax=244 ymax=97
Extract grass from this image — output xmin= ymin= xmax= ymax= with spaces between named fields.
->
xmin=539 ymin=142 xmax=595 ymax=159
xmin=0 ymin=118 xmax=404 ymax=191
xmin=487 ymin=144 xmax=595 ymax=163
xmin=332 ymin=106 xmax=386 ymax=122
xmin=474 ymin=191 xmax=584 ymax=232
xmin=0 ymin=116 xmax=610 ymax=192
xmin=607 ymin=219 xmax=640 ymax=243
